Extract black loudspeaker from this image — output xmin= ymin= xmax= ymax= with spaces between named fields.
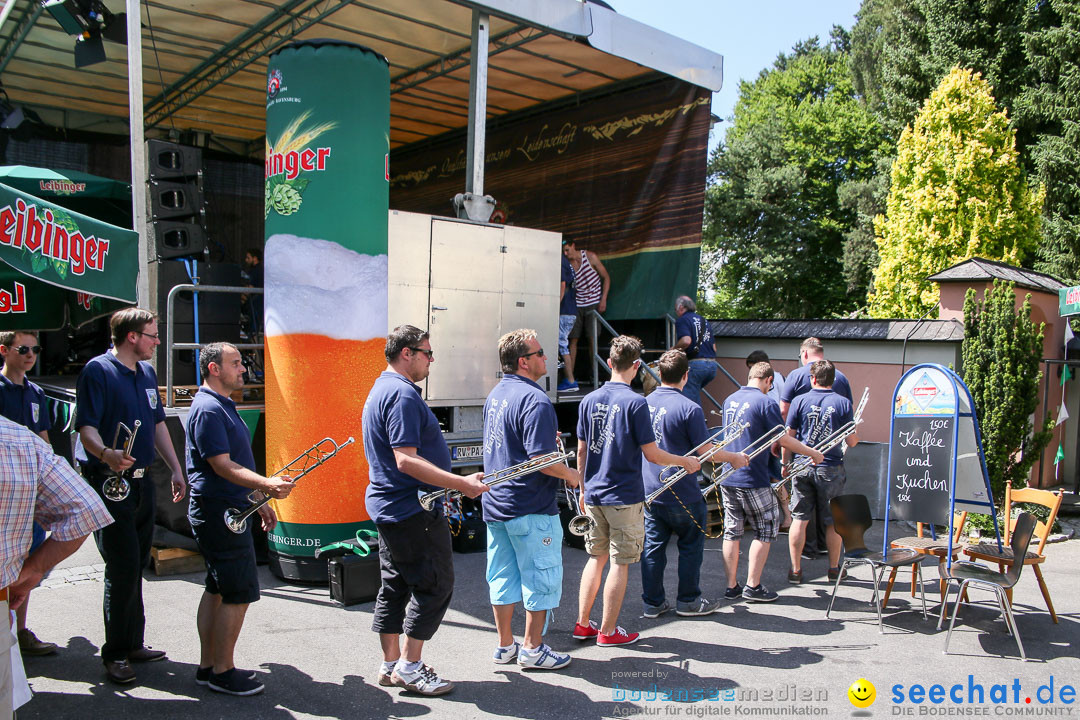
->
xmin=147 ymin=140 xmax=207 ymax=259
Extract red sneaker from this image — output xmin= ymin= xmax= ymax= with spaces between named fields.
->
xmin=572 ymin=621 xmax=599 ymax=640
xmin=597 ymin=626 xmax=639 ymax=647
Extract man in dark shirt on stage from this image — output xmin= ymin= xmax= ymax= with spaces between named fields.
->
xmin=186 ymin=342 xmax=295 ymax=696
xmin=483 ymin=329 xmax=579 ymax=670
xmin=574 ymin=336 xmax=701 ymax=647
xmin=673 ymin=296 xmax=717 ymax=408
xmin=641 ymin=349 xmax=747 ymax=619
xmin=721 ymin=362 xmax=822 ymax=603
xmin=784 ymin=360 xmax=857 ymax=584
xmin=362 ymin=325 xmax=488 ymax=696
xmin=74 ymin=308 xmax=187 ymax=685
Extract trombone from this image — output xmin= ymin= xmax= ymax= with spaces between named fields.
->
xmin=224 ymin=436 xmax=355 ymax=534
xmin=778 ymin=387 xmax=869 ymax=486
xmin=418 ymin=444 xmax=576 ymax=512
xmin=644 ymin=422 xmax=749 ymax=508
xmin=102 ymin=420 xmax=141 ymax=502
xmin=699 ymin=424 xmax=789 ymax=498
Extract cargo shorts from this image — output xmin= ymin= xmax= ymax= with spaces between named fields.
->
xmin=584 ymin=502 xmax=645 ymax=564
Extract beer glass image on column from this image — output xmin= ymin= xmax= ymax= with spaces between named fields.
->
xmin=263 ymin=40 xmax=388 ymax=580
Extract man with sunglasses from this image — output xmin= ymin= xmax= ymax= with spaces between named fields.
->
xmin=74 ymin=308 xmax=187 ymax=684
xmin=482 ymin=329 xmax=580 ymax=671
xmin=0 ymin=330 xmax=61 ymax=656
xmin=363 ymin=324 xmax=488 ymax=696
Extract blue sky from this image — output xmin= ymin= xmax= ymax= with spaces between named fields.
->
xmin=608 ymin=0 xmax=863 ymax=152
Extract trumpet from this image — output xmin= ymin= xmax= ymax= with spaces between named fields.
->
xmin=224 ymin=436 xmax=355 ymax=534
xmin=564 ymin=483 xmax=594 ymax=536
xmin=644 ymin=422 xmax=749 ymax=508
xmin=699 ymin=424 xmax=789 ymax=498
xmin=419 ymin=445 xmax=576 ymax=512
xmin=102 ymin=420 xmax=141 ymax=502
xmin=780 ymin=387 xmax=869 ymax=484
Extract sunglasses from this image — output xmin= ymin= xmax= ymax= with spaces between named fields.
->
xmin=520 ymin=348 xmax=545 ymax=359
xmin=8 ymin=345 xmax=42 ymax=355
xmin=409 ymin=347 xmax=434 ymax=360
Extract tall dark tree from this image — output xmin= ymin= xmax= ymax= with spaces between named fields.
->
xmin=703 ymin=33 xmax=887 ymax=318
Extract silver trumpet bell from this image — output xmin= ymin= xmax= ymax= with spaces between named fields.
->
xmin=103 ymin=420 xmax=141 ymax=502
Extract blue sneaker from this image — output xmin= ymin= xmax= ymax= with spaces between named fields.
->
xmin=643 ymin=600 xmax=672 ymax=619
xmin=557 ymin=380 xmax=579 ymax=392
xmin=517 ymin=644 xmax=571 ymax=670
xmin=492 ymin=641 xmax=520 ymax=664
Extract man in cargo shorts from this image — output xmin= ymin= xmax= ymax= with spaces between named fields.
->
xmin=186 ymin=342 xmax=295 ymax=696
xmin=362 ymin=325 xmax=488 ymax=696
xmin=482 ymin=329 xmax=580 ymax=670
xmin=574 ymin=336 xmax=701 ymax=646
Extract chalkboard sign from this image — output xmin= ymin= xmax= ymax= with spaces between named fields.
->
xmin=888 ymin=415 xmax=954 ymax=525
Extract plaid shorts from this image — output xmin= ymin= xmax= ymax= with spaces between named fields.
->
xmin=720 ymin=485 xmax=780 ymax=543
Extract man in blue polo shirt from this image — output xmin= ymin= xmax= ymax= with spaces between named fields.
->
xmin=483 ymin=329 xmax=580 ymax=670
xmin=0 ymin=329 xmax=59 ymax=656
xmin=186 ymin=342 xmax=295 ymax=696
xmin=673 ymin=296 xmax=717 ymax=408
xmin=784 ymin=360 xmax=857 ymax=585
xmin=363 ymin=325 xmax=488 ymax=697
xmin=641 ymin=349 xmax=748 ymax=619
xmin=721 ymin=362 xmax=822 ymax=603
xmin=574 ymin=336 xmax=701 ymax=648
xmin=75 ymin=308 xmax=187 ymax=685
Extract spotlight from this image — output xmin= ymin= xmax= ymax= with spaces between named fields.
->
xmin=43 ymin=0 xmax=127 ymax=68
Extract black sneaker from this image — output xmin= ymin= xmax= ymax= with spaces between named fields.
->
xmin=208 ymin=668 xmax=265 ymax=696
xmin=196 ymin=666 xmax=256 ymax=686
xmin=723 ymin=584 xmax=743 ymax=601
xmin=742 ymin=584 xmax=779 ymax=603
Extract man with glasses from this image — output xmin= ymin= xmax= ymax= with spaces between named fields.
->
xmin=482 ymin=329 xmax=580 ymax=671
xmin=0 ymin=330 xmax=60 ymax=656
xmin=363 ymin=324 xmax=488 ymax=696
xmin=74 ymin=308 xmax=187 ymax=684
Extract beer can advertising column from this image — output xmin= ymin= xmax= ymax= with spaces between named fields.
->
xmin=263 ymin=41 xmax=388 ymax=581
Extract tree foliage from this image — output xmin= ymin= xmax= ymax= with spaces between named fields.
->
xmin=868 ymin=68 xmax=1043 ymax=318
xmin=960 ymin=281 xmax=1054 ymax=500
xmin=703 ymin=33 xmax=888 ymax=318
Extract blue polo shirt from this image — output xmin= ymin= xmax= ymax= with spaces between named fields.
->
xmin=780 ymin=364 xmax=852 ymax=405
xmin=643 ymin=387 xmax=710 ymax=507
xmin=481 ymin=373 xmax=560 ymax=522
xmin=75 ymin=351 xmax=166 ymax=470
xmin=675 ymin=311 xmax=715 ymax=360
xmin=560 ymin=256 xmax=577 ymax=317
xmin=0 ymin=374 xmax=50 ymax=434
xmin=720 ymin=386 xmax=784 ymax=489
xmin=363 ymin=371 xmax=452 ymax=524
xmin=185 ymin=387 xmax=256 ymax=503
xmin=786 ymin=388 xmax=853 ymax=467
xmin=577 ymin=381 xmax=654 ymax=505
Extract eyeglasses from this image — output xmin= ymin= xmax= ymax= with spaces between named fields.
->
xmin=8 ymin=345 xmax=41 ymax=355
xmin=137 ymin=331 xmax=160 ymax=340
xmin=409 ymin=347 xmax=434 ymax=360
xmin=520 ymin=348 xmax=545 ymax=359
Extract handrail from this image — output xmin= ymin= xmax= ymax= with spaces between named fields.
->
xmin=165 ymin=284 xmax=264 ymax=408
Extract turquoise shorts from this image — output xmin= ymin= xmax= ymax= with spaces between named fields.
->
xmin=486 ymin=513 xmax=564 ymax=611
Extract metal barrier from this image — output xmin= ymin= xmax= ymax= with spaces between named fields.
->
xmin=164 ymin=284 xmax=264 ymax=408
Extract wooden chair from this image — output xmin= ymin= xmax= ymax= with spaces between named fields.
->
xmin=962 ymin=486 xmax=1062 ymax=624
xmin=881 ymin=511 xmax=967 ymax=612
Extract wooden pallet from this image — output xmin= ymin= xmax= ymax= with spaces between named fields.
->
xmin=150 ymin=547 xmax=205 ymax=576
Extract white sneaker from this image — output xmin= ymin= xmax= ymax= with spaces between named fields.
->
xmin=493 ymin=641 xmax=520 ymax=664
xmin=390 ymin=663 xmax=455 ymax=696
xmin=516 ymin=644 xmax=571 ymax=671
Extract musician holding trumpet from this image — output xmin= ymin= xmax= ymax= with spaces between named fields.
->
xmin=185 ymin=342 xmax=295 ymax=696
xmin=482 ymin=330 xmax=580 ymax=671
xmin=783 ymin=360 xmax=858 ymax=585
xmin=641 ymin=350 xmax=748 ymax=619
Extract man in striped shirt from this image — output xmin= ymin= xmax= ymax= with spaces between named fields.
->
xmin=563 ymin=238 xmax=611 ymax=389
xmin=0 ymin=415 xmax=114 ymax=713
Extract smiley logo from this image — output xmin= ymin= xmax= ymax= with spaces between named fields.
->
xmin=848 ymin=678 xmax=876 ymax=708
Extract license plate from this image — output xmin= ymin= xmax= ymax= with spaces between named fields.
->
xmin=452 ymin=444 xmax=484 ymax=460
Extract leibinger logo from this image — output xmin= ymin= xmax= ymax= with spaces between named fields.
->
xmin=0 ymin=197 xmax=111 ymax=275
xmin=887 ymin=675 xmax=1076 ymax=715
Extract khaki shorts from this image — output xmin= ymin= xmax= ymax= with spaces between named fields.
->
xmin=584 ymin=503 xmax=645 ymax=564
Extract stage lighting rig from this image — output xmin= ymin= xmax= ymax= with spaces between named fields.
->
xmin=42 ymin=0 xmax=127 ymax=68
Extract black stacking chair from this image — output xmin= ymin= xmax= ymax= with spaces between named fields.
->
xmin=826 ymin=494 xmax=928 ymax=632
xmin=939 ymin=512 xmax=1037 ymax=661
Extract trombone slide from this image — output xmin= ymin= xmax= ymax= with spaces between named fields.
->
xmin=644 ymin=422 xmax=749 ymax=508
